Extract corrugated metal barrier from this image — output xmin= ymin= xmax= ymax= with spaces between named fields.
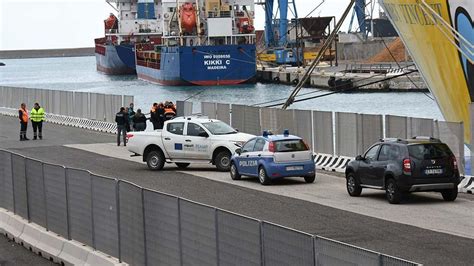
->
xmin=0 ymin=149 xmax=421 ymax=266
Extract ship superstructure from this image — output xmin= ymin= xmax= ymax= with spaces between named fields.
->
xmin=95 ymin=0 xmax=163 ymax=75
xmin=135 ymin=0 xmax=257 ymax=85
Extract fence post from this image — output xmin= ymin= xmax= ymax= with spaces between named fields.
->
xmin=24 ymin=157 xmax=31 ymax=222
xmin=178 ymin=199 xmax=183 ymax=266
xmin=259 ymin=221 xmax=265 ymax=266
xmin=214 ymin=208 xmax=220 ymax=266
xmin=115 ymin=180 xmax=122 ymax=262
xmin=11 ymin=154 xmax=16 ymax=214
xmin=65 ymin=168 xmax=71 ymax=240
xmin=42 ymin=163 xmax=49 ymax=231
xmin=90 ymin=172 xmax=96 ymax=249
xmin=141 ymin=189 xmax=148 ymax=266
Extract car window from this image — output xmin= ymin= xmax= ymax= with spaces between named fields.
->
xmin=201 ymin=121 xmax=236 ymax=135
xmin=242 ymin=138 xmax=257 ymax=153
xmin=364 ymin=145 xmax=380 ymax=161
xmin=378 ymin=145 xmax=390 ymax=161
xmin=408 ymin=143 xmax=453 ymax=160
xmin=187 ymin=123 xmax=207 ymax=137
xmin=274 ymin=139 xmax=308 ymax=152
xmin=254 ymin=138 xmax=266 ymax=152
xmin=167 ymin=122 xmax=184 ymax=135
xmin=388 ymin=145 xmax=402 ymax=161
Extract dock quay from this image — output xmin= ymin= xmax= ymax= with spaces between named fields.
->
xmin=257 ymin=62 xmax=427 ymax=91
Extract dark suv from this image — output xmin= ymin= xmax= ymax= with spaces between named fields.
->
xmin=345 ymin=137 xmax=461 ymax=204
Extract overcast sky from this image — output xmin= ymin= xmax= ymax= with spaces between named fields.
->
xmin=0 ymin=0 xmax=377 ymax=50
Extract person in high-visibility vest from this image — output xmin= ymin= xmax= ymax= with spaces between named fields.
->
xmin=18 ymin=103 xmax=29 ymax=141
xmin=30 ymin=102 xmax=45 ymax=140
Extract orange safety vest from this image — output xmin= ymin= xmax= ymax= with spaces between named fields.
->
xmin=19 ymin=108 xmax=29 ymax=123
xmin=164 ymin=106 xmax=176 ymax=116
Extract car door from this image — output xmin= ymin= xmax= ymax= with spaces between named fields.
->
xmin=372 ymin=144 xmax=391 ymax=187
xmin=358 ymin=144 xmax=380 ymax=185
xmin=161 ymin=122 xmax=186 ymax=158
xmin=237 ymin=138 xmax=257 ymax=175
xmin=184 ymin=122 xmax=211 ymax=159
xmin=246 ymin=138 xmax=266 ymax=176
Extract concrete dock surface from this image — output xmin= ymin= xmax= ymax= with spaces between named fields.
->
xmin=1 ymin=115 xmax=473 ymax=265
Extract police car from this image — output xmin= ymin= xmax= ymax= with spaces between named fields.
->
xmin=127 ymin=116 xmax=254 ymax=171
xmin=230 ymin=130 xmax=316 ymax=185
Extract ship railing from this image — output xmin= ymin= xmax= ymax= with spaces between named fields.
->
xmin=162 ymin=34 xmax=256 ymax=46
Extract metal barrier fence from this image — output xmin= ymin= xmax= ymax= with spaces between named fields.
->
xmin=198 ymin=102 xmax=466 ymax=174
xmin=0 ymin=86 xmax=134 ymax=123
xmin=0 ymin=149 xmax=420 ymax=266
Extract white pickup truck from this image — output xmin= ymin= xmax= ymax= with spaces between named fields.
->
xmin=127 ymin=116 xmax=254 ymax=171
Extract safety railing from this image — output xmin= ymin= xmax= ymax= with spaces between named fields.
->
xmin=0 ymin=107 xmax=117 ymax=134
xmin=0 ymin=86 xmax=134 ymax=124
xmin=0 ymin=149 xmax=421 ymax=266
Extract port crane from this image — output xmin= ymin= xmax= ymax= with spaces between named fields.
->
xmin=256 ymin=0 xmax=302 ymax=65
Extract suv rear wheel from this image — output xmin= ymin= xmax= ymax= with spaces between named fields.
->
xmin=386 ymin=178 xmax=402 ymax=204
xmin=346 ymin=173 xmax=362 ymax=196
xmin=441 ymin=187 xmax=458 ymax=201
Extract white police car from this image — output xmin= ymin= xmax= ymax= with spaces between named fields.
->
xmin=230 ymin=130 xmax=316 ymax=185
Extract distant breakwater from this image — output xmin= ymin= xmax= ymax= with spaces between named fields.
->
xmin=0 ymin=47 xmax=94 ymax=59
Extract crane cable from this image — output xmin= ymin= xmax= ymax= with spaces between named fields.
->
xmin=263 ymin=69 xmax=419 ymax=108
xmin=281 ymin=0 xmax=356 ymax=109
xmin=252 ymin=63 xmax=417 ymax=107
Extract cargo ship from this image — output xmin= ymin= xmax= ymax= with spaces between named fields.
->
xmin=379 ymin=0 xmax=473 ymax=143
xmin=95 ymin=0 xmax=163 ymax=75
xmin=135 ymin=0 xmax=257 ymax=86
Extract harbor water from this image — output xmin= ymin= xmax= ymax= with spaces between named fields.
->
xmin=0 ymin=56 xmax=443 ymax=120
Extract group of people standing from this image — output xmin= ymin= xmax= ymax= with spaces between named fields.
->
xmin=115 ymin=101 xmax=177 ymax=146
xmin=149 ymin=101 xmax=177 ymax=130
xmin=18 ymin=102 xmax=45 ymax=141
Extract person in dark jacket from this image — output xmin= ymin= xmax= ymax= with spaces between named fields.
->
xmin=19 ymin=103 xmax=29 ymax=141
xmin=156 ymin=102 xmax=165 ymax=129
xmin=150 ymin=103 xmax=159 ymax=130
xmin=115 ymin=107 xmax=128 ymax=146
xmin=128 ymin=103 xmax=135 ymax=131
xmin=132 ymin=109 xmax=147 ymax=131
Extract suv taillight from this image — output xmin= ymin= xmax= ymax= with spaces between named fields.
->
xmin=126 ymin=133 xmax=134 ymax=139
xmin=451 ymin=155 xmax=458 ymax=170
xmin=403 ymin=158 xmax=411 ymax=173
xmin=268 ymin=141 xmax=275 ymax=152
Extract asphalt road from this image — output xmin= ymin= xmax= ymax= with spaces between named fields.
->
xmin=0 ymin=235 xmax=55 ymax=266
xmin=1 ymin=115 xmax=473 ymax=265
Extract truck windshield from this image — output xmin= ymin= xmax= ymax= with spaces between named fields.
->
xmin=202 ymin=121 xmax=237 ymax=135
